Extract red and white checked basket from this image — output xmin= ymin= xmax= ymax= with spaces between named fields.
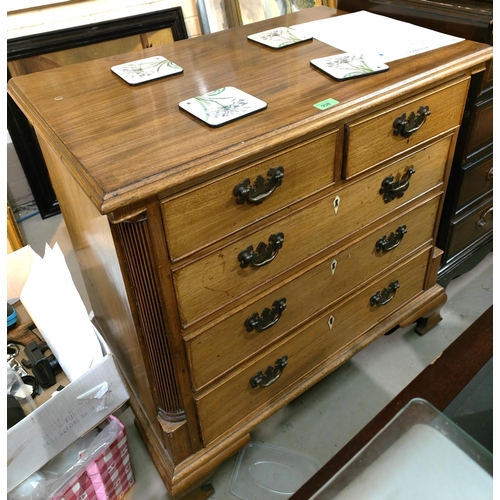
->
xmin=51 ymin=415 xmax=135 ymax=500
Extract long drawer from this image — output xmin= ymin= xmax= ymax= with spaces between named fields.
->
xmin=194 ymin=247 xmax=431 ymax=445
xmin=162 ymin=131 xmax=338 ymax=260
xmin=344 ymin=78 xmax=468 ymax=178
xmin=173 ymin=135 xmax=452 ymax=327
xmin=185 ymin=196 xmax=440 ymax=389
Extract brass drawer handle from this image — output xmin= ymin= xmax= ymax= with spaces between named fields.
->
xmin=393 ymin=106 xmax=431 ymax=138
xmin=476 ymin=207 xmax=493 ymax=229
xmin=234 ymin=167 xmax=284 ymax=205
xmin=487 ymin=167 xmax=493 ymax=180
xmin=380 ymin=166 xmax=415 ymax=203
xmin=376 ymin=225 xmax=407 ymax=253
xmin=238 ymin=232 xmax=284 ymax=268
xmin=370 ymin=280 xmax=400 ymax=306
xmin=250 ymin=356 xmax=288 ymax=388
xmin=245 ymin=298 xmax=287 ymax=332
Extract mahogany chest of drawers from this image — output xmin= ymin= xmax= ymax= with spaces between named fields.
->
xmin=7 ymin=7 xmax=491 ymax=499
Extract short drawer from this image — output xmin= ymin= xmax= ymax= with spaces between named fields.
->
xmin=173 ymin=135 xmax=452 ymax=327
xmin=162 ymin=130 xmax=338 ymax=260
xmin=466 ymin=94 xmax=493 ymax=153
xmin=457 ymin=150 xmax=493 ymax=211
xmin=185 ymin=196 xmax=440 ymax=389
xmin=194 ymin=248 xmax=431 ymax=445
xmin=481 ymin=59 xmax=493 ymax=92
xmin=448 ymin=198 xmax=493 ymax=258
xmin=344 ymin=78 xmax=469 ymax=178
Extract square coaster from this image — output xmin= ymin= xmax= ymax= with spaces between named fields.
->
xmin=111 ymin=56 xmax=183 ymax=85
xmin=310 ymin=53 xmax=388 ymax=81
xmin=248 ymin=27 xmax=312 ymax=48
xmin=179 ymin=86 xmax=267 ymax=127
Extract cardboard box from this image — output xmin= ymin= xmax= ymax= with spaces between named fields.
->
xmin=7 ymin=245 xmax=130 ymax=492
xmin=7 ymin=351 xmax=130 ymax=492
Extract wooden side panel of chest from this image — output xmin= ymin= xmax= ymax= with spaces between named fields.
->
xmin=33 ymin=132 xmax=165 ymax=444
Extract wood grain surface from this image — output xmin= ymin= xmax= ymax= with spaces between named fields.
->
xmin=7 ymin=7 xmax=492 ymax=214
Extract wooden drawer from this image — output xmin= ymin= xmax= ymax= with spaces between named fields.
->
xmin=457 ymin=151 xmax=493 ymax=211
xmin=162 ymin=131 xmax=338 ymax=260
xmin=344 ymin=78 xmax=469 ymax=178
xmin=482 ymin=59 xmax=493 ymax=92
xmin=448 ymin=198 xmax=493 ymax=257
xmin=173 ymin=135 xmax=452 ymax=327
xmin=194 ymin=248 xmax=431 ymax=445
xmin=466 ymin=94 xmax=493 ymax=153
xmin=185 ymin=196 xmax=440 ymax=389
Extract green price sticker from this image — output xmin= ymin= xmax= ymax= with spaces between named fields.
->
xmin=314 ymin=98 xmax=339 ymax=110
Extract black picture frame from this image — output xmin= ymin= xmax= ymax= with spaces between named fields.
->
xmin=7 ymin=7 xmax=188 ymax=219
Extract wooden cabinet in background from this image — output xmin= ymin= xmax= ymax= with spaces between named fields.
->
xmin=7 ymin=7 xmax=492 ymax=499
xmin=337 ymin=0 xmax=493 ymax=286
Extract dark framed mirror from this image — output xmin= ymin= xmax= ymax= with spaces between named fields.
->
xmin=7 ymin=7 xmax=188 ymax=218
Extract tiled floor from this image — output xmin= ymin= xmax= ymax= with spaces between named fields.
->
xmin=17 ymin=210 xmax=493 ymax=500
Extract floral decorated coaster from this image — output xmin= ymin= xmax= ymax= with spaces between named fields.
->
xmin=111 ymin=56 xmax=183 ymax=84
xmin=248 ymin=27 xmax=312 ymax=48
xmin=178 ymin=87 xmax=267 ymax=127
xmin=310 ymin=53 xmax=389 ymax=81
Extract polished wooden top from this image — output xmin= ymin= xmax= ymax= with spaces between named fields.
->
xmin=7 ymin=7 xmax=492 ymax=215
